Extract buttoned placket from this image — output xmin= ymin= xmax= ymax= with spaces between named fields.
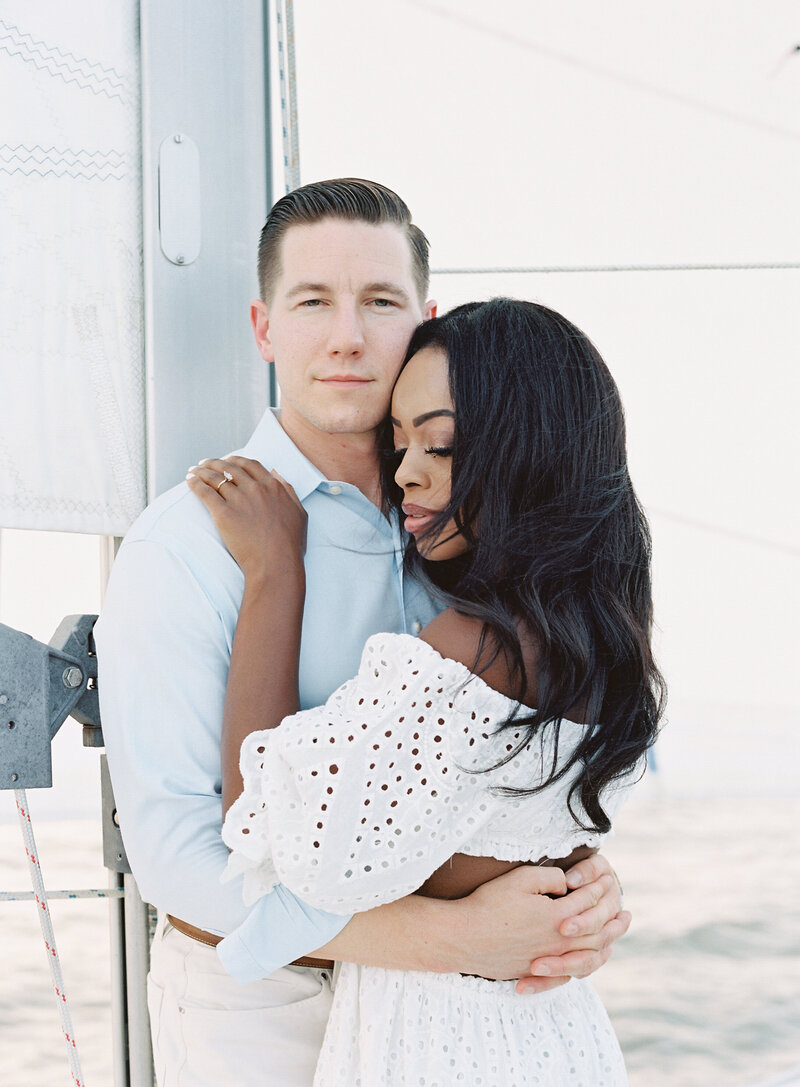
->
xmin=318 ymin=480 xmax=427 ymax=638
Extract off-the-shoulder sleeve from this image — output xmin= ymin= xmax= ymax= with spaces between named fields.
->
xmin=221 ymin=634 xmax=518 ymax=913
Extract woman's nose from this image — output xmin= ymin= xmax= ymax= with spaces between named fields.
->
xmin=394 ymin=449 xmax=424 ymax=491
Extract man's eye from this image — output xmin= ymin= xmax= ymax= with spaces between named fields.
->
xmin=300 ymin=298 xmax=324 ymax=307
xmin=371 ymin=298 xmax=396 ymax=308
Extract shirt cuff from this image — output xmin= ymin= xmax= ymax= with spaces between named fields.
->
xmin=216 ymin=883 xmax=351 ymax=983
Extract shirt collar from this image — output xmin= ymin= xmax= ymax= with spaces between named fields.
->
xmin=241 ymin=409 xmax=327 ymax=502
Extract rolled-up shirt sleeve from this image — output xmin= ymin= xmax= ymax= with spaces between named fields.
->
xmin=95 ymin=529 xmax=349 ymax=979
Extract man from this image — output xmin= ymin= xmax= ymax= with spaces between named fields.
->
xmin=96 ymin=179 xmax=628 ymax=1087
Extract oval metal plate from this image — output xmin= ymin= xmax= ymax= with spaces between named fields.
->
xmin=158 ymin=133 xmax=201 ymax=266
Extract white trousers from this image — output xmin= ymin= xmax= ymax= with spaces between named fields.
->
xmin=147 ymin=917 xmax=334 ymax=1087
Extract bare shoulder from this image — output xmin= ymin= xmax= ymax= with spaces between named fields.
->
xmin=419 ymin=608 xmax=524 ymax=702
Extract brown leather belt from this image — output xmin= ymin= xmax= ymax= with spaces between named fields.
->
xmin=166 ymin=914 xmax=335 ymax=970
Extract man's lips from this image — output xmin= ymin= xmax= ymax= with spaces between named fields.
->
xmin=316 ymin=375 xmax=373 ymax=388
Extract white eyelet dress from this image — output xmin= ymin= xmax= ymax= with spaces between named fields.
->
xmin=222 ymin=634 xmax=634 ymax=1086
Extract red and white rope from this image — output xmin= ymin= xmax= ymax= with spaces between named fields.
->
xmin=15 ymin=789 xmax=85 ymax=1087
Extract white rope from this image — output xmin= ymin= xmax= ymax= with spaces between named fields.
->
xmin=1 ymin=887 xmax=124 ymax=902
xmin=276 ymin=0 xmax=300 ymax=192
xmin=431 ymin=262 xmax=800 ymax=276
xmin=15 ymin=790 xmax=86 ymax=1087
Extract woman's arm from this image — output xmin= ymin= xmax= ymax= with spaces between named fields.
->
xmin=186 ymin=456 xmax=307 ymax=814
xmin=188 ymin=462 xmax=628 ymax=989
xmin=221 ymin=574 xmax=304 ymax=814
xmin=418 ymin=844 xmax=597 ymax=900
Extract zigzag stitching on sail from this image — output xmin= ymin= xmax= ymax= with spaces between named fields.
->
xmin=0 ymin=145 xmax=124 ymax=165
xmin=0 ymin=144 xmax=126 ymax=180
xmin=0 ymin=164 xmax=126 ymax=180
xmin=0 ymin=20 xmax=126 ymax=87
xmin=0 ymin=20 xmax=126 ymax=99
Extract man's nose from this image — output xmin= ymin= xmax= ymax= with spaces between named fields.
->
xmin=327 ymin=303 xmax=365 ymax=357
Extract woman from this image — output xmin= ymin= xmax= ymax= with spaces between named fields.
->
xmin=188 ymin=298 xmax=664 ymax=1085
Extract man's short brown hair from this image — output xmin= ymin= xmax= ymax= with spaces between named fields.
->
xmin=257 ymin=178 xmax=430 ymax=304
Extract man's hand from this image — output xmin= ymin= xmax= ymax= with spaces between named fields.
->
xmin=449 ymin=854 xmax=629 ymax=994
xmin=521 ymin=853 xmax=629 ymax=993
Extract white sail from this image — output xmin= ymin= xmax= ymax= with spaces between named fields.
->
xmin=0 ymin=2 xmax=145 ymax=534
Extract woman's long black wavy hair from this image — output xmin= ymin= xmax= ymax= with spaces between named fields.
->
xmin=379 ymin=298 xmax=665 ymax=833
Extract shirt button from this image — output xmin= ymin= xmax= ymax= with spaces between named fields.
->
xmin=329 ymin=484 xmax=342 ymax=495
xmin=412 ymin=620 xmax=422 ymax=634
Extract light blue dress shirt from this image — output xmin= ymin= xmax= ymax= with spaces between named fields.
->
xmin=95 ymin=409 xmax=439 ymax=982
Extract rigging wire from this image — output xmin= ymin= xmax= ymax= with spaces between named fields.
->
xmin=400 ymin=0 xmax=800 ymax=144
xmin=432 ymin=262 xmax=800 ymax=275
xmin=0 ymin=887 xmax=125 ymax=901
xmin=648 ymin=509 xmax=799 ymax=558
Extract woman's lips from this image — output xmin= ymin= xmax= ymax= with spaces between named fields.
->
xmin=402 ymin=503 xmax=439 ymax=534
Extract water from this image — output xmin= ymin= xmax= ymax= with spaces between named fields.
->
xmin=595 ymin=788 xmax=800 ymax=1086
xmin=2 ymin=790 xmax=799 ymax=1086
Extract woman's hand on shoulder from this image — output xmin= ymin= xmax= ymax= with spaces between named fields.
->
xmin=186 ymin=456 xmax=307 ymax=582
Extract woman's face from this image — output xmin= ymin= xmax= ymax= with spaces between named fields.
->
xmin=390 ymin=345 xmax=470 ymax=561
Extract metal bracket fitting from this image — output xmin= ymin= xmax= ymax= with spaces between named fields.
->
xmin=0 ymin=615 xmax=102 ymax=790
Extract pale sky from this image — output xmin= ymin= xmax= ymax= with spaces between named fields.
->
xmin=282 ymin=0 xmax=800 ymax=736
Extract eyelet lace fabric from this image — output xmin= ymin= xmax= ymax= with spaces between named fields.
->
xmin=222 ymin=633 xmax=634 ymax=1085
xmin=316 ymin=971 xmax=627 ymax=1087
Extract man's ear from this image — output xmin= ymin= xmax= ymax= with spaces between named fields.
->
xmin=251 ymin=300 xmax=275 ymax=363
xmin=424 ymin=299 xmax=437 ymax=321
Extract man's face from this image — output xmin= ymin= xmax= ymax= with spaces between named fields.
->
xmin=252 ymin=218 xmax=436 ymax=442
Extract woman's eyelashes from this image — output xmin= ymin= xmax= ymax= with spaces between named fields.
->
xmin=385 ymin=445 xmax=453 ymax=463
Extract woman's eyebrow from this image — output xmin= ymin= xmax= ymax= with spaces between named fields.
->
xmin=411 ymin=409 xmax=455 ymax=427
xmin=390 ymin=410 xmax=455 ymax=427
